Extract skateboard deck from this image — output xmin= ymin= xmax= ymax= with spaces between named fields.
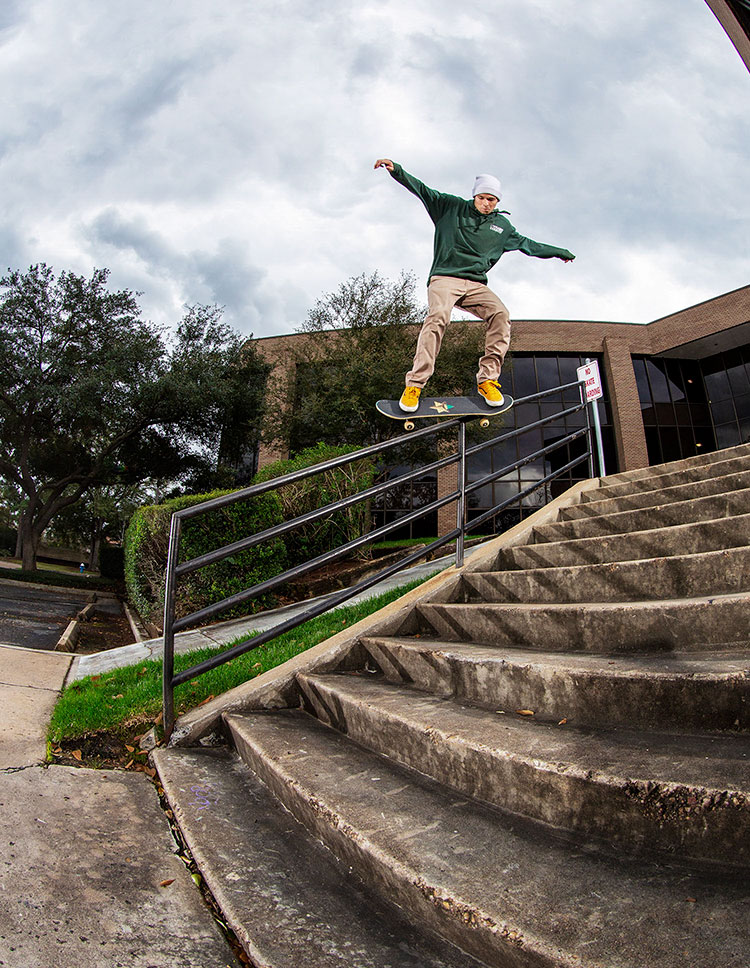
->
xmin=376 ymin=394 xmax=514 ymax=430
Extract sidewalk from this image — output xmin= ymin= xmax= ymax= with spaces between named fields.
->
xmin=0 ymin=652 xmax=241 ymax=967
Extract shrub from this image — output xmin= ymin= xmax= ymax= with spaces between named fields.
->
xmin=99 ymin=544 xmax=125 ymax=580
xmin=253 ymin=442 xmax=377 ymax=566
xmin=124 ymin=489 xmax=285 ymax=629
xmin=0 ymin=524 xmax=16 ymax=555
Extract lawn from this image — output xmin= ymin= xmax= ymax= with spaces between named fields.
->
xmin=49 ymin=575 xmax=433 ymax=743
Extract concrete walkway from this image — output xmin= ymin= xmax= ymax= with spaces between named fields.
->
xmin=0 ymin=651 xmax=241 ymax=967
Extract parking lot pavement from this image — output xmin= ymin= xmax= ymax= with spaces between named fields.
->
xmin=0 ymin=579 xmax=93 ymax=650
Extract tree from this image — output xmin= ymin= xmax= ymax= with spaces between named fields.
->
xmin=269 ymin=271 xmax=487 ymax=452
xmin=0 ymin=264 xmax=269 ymax=570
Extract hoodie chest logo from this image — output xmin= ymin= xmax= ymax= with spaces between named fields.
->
xmin=490 ymin=224 xmax=505 ymax=235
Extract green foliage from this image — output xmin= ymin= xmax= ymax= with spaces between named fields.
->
xmin=253 ymin=442 xmax=377 ymax=564
xmin=0 ymin=264 xmax=269 ymax=569
xmin=268 ymin=270 xmax=489 ymax=452
xmin=0 ymin=524 xmax=16 ymax=554
xmin=99 ymin=544 xmax=125 ymax=580
xmin=124 ymin=488 xmax=286 ymax=627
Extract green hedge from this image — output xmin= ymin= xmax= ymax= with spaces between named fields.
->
xmin=252 ymin=442 xmax=377 ymax=566
xmin=124 ymin=488 xmax=286 ymax=628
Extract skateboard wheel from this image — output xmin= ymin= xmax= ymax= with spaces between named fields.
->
xmin=480 ymin=418 xmax=490 ymax=428
xmin=404 ymin=420 xmax=415 ymax=431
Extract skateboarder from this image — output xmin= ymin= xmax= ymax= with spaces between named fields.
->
xmin=374 ymin=159 xmax=575 ymax=412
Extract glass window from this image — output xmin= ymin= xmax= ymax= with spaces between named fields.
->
xmin=703 ymin=365 xmax=732 ymax=402
xmin=510 ymin=357 xmax=537 ymax=398
xmin=715 ymin=423 xmax=740 ymax=448
xmin=645 ymin=360 xmax=672 ymax=403
xmin=734 ymin=392 xmax=750 ymax=424
xmin=535 ymin=356 xmax=560 ymax=390
xmin=466 ymin=351 xmax=615 ymax=534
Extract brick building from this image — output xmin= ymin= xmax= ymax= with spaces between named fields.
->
xmin=253 ymin=284 xmax=750 ymax=536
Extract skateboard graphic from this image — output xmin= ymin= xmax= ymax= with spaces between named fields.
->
xmin=376 ymin=394 xmax=514 ymax=431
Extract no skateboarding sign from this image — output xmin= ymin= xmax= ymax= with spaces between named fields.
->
xmin=577 ymin=360 xmax=603 ymax=402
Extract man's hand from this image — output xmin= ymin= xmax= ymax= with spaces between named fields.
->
xmin=558 ymin=252 xmax=575 ymax=262
xmin=374 ymin=158 xmax=394 ymax=172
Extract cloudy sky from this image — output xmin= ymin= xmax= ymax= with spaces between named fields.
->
xmin=1 ymin=0 xmax=748 ymax=339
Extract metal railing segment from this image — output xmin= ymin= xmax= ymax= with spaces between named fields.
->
xmin=161 ymin=378 xmax=605 ymax=738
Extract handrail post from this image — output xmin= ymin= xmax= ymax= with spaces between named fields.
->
xmin=584 ymin=359 xmax=607 ymax=478
xmin=162 ymin=513 xmax=182 ymax=742
xmin=582 ymin=380 xmax=596 ymax=479
xmin=455 ymin=419 xmax=467 ymax=567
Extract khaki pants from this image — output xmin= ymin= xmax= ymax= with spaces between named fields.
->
xmin=405 ymin=275 xmax=511 ymax=388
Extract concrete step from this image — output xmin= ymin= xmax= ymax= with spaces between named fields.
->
xmin=224 ymin=709 xmax=750 ymax=968
xmin=562 ymin=467 xmax=750 ymax=522
xmin=153 ymin=745 xmax=481 ymax=968
xmin=582 ymin=449 xmax=750 ymax=505
xmin=415 ymin=592 xmax=750 ymax=653
xmin=297 ymin=672 xmax=750 ymax=868
xmin=359 ymin=635 xmax=750 ymax=732
xmin=458 ymin=546 xmax=750 ymax=604
xmin=530 ymin=488 xmax=750 ymax=544
xmin=493 ymin=513 xmax=750 ymax=570
xmin=595 ymin=442 xmax=750 ymax=489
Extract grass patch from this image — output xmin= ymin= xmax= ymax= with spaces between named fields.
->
xmin=49 ymin=575 xmax=434 ymax=743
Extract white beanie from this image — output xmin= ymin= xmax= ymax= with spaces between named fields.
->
xmin=472 ymin=173 xmax=502 ymax=201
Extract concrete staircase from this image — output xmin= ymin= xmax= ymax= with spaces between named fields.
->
xmin=154 ymin=443 xmax=750 ymax=968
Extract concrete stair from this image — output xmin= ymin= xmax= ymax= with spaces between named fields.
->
xmin=154 ymin=443 xmax=750 ymax=967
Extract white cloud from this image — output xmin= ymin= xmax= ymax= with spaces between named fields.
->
xmin=0 ymin=0 xmax=747 ymax=336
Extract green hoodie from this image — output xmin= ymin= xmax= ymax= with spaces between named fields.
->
xmin=388 ymin=163 xmax=575 ymax=285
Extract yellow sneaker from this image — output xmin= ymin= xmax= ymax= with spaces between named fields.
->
xmin=399 ymin=386 xmax=422 ymax=412
xmin=477 ymin=380 xmax=504 ymax=407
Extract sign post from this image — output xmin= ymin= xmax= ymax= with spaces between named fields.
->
xmin=577 ymin=359 xmax=606 ymax=478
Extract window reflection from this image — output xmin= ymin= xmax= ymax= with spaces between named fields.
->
xmin=466 ymin=353 xmax=615 ymax=533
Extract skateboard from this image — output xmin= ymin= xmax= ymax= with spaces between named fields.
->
xmin=376 ymin=394 xmax=514 ymax=430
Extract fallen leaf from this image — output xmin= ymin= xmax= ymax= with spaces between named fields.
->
xmin=516 ymin=709 xmax=535 ymax=717
xmin=558 ymin=718 xmax=568 ymax=726
xmin=153 ymin=711 xmax=163 ymax=726
xmin=159 ymin=879 xmax=175 ymax=888
xmin=196 ymin=695 xmax=215 ymax=707
xmin=113 ymin=694 xmax=124 ymax=700
xmin=686 ymin=897 xmax=697 ymax=903
xmin=71 ymin=749 xmax=82 ymax=761
xmin=125 ymin=745 xmax=135 ymax=753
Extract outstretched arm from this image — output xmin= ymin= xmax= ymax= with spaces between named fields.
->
xmin=505 ymin=228 xmax=575 ymax=262
xmin=373 ymin=159 xmax=451 ymax=221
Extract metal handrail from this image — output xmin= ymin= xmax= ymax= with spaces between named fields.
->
xmin=161 ymin=377 xmax=605 ymax=738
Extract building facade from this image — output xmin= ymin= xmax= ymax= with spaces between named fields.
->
xmin=254 ymin=284 xmax=750 ymax=536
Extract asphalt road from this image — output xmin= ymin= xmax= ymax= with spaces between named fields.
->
xmin=0 ymin=580 xmax=93 ymax=650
